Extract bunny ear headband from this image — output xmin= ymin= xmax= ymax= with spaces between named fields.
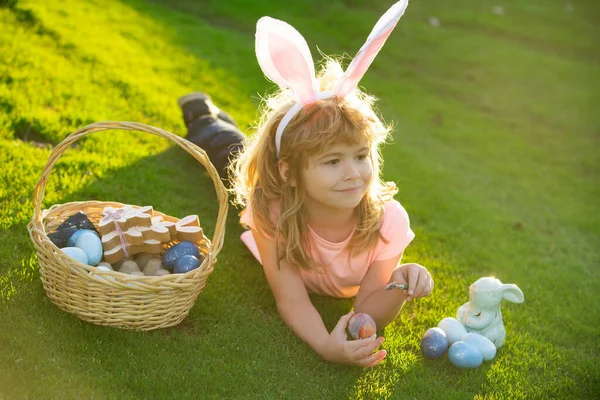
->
xmin=255 ymin=0 xmax=409 ymax=158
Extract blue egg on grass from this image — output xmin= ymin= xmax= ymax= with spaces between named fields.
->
xmin=73 ymin=231 xmax=103 ymax=265
xmin=66 ymin=229 xmax=99 ymax=247
xmin=461 ymin=332 xmax=497 ymax=361
xmin=163 ymin=241 xmax=200 ymax=271
xmin=174 ymin=255 xmax=201 ymax=274
xmin=421 ymin=327 xmax=449 ymax=359
xmin=448 ymin=341 xmax=483 ymax=368
xmin=61 ymin=247 xmax=89 ymax=265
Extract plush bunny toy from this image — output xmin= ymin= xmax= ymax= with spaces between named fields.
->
xmin=456 ymin=277 xmax=524 ymax=348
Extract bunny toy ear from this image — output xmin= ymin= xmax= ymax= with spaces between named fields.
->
xmin=336 ymin=0 xmax=409 ymax=98
xmin=256 ymin=17 xmax=318 ymax=105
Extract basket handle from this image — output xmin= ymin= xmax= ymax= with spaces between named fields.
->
xmin=32 ymin=121 xmax=229 ymax=259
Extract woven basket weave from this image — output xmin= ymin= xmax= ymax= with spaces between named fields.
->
xmin=27 ymin=121 xmax=228 ymax=330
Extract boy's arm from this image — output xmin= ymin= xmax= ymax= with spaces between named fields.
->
xmin=251 ymin=228 xmax=385 ymax=366
xmin=353 ymin=253 xmax=406 ymax=328
xmin=354 ymin=254 xmax=434 ymax=328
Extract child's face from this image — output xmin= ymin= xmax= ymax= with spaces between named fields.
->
xmin=300 ymin=142 xmax=373 ymax=212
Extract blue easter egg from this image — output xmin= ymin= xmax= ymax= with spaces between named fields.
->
xmin=438 ymin=317 xmax=468 ymax=345
xmin=461 ymin=332 xmax=497 ymax=361
xmin=448 ymin=341 xmax=483 ymax=368
xmin=421 ymin=327 xmax=449 ymax=359
xmin=174 ymin=255 xmax=201 ymax=274
xmin=163 ymin=241 xmax=200 ymax=271
xmin=74 ymin=231 xmax=103 ymax=266
xmin=61 ymin=247 xmax=89 ymax=265
xmin=66 ymin=229 xmax=99 ymax=247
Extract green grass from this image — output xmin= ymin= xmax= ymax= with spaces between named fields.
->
xmin=1 ymin=0 xmax=598 ymax=398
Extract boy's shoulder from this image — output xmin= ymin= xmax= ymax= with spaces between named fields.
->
xmin=381 ymin=199 xmax=410 ymax=228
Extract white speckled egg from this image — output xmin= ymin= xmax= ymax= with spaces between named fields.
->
xmin=438 ymin=317 xmax=468 ymax=345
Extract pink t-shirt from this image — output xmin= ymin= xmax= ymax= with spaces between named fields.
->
xmin=240 ymin=199 xmax=415 ymax=298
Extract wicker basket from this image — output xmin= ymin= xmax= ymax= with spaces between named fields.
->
xmin=27 ymin=121 xmax=228 ymax=330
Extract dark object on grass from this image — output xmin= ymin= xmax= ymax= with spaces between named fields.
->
xmin=0 ymin=0 xmax=19 ymax=10
xmin=178 ymin=93 xmax=245 ymax=182
xmin=47 ymin=212 xmax=99 ymax=247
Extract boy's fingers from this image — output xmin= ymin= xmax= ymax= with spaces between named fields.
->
xmin=361 ymin=350 xmax=387 ymax=367
xmin=348 ymin=335 xmax=378 ymax=352
xmin=408 ymin=267 xmax=419 ymax=295
xmin=413 ymin=273 xmax=427 ymax=298
xmin=334 ymin=311 xmax=354 ymax=330
xmin=353 ymin=336 xmax=385 ymax=357
xmin=333 ymin=311 xmax=355 ymax=335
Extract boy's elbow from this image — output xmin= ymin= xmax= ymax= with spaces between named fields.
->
xmin=275 ymin=297 xmax=296 ymax=317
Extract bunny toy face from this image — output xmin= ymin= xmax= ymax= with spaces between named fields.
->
xmin=469 ymin=277 xmax=524 ymax=309
xmin=468 ymin=277 xmax=506 ymax=309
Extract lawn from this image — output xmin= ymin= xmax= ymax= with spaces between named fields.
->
xmin=1 ymin=0 xmax=598 ymax=398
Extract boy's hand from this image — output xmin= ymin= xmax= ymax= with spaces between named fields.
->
xmin=391 ymin=263 xmax=433 ymax=302
xmin=319 ymin=311 xmax=386 ymax=367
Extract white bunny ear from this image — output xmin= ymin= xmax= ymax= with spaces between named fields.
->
xmin=336 ymin=0 xmax=409 ymax=98
xmin=502 ymin=284 xmax=525 ymax=304
xmin=256 ymin=17 xmax=317 ymax=104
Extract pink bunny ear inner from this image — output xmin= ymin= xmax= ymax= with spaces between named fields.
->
xmin=255 ymin=17 xmax=317 ymax=104
xmin=335 ymin=0 xmax=408 ymax=98
xmin=268 ymin=33 xmax=317 ymax=104
xmin=335 ymin=26 xmax=394 ymax=97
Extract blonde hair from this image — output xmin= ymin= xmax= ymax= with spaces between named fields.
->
xmin=230 ymin=58 xmax=398 ymax=271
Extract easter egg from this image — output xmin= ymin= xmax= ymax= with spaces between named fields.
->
xmin=96 ymin=265 xmax=112 ymax=272
xmin=163 ymin=241 xmax=201 ymax=271
xmin=421 ymin=327 xmax=449 ymax=359
xmin=66 ymin=229 xmax=99 ymax=247
xmin=461 ymin=332 xmax=497 ymax=361
xmin=438 ymin=317 xmax=468 ymax=345
xmin=448 ymin=341 xmax=483 ymax=368
xmin=73 ymin=231 xmax=103 ymax=266
xmin=154 ymin=269 xmax=170 ymax=276
xmin=347 ymin=313 xmax=377 ymax=339
xmin=174 ymin=255 xmax=201 ymax=274
xmin=61 ymin=247 xmax=89 ymax=265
